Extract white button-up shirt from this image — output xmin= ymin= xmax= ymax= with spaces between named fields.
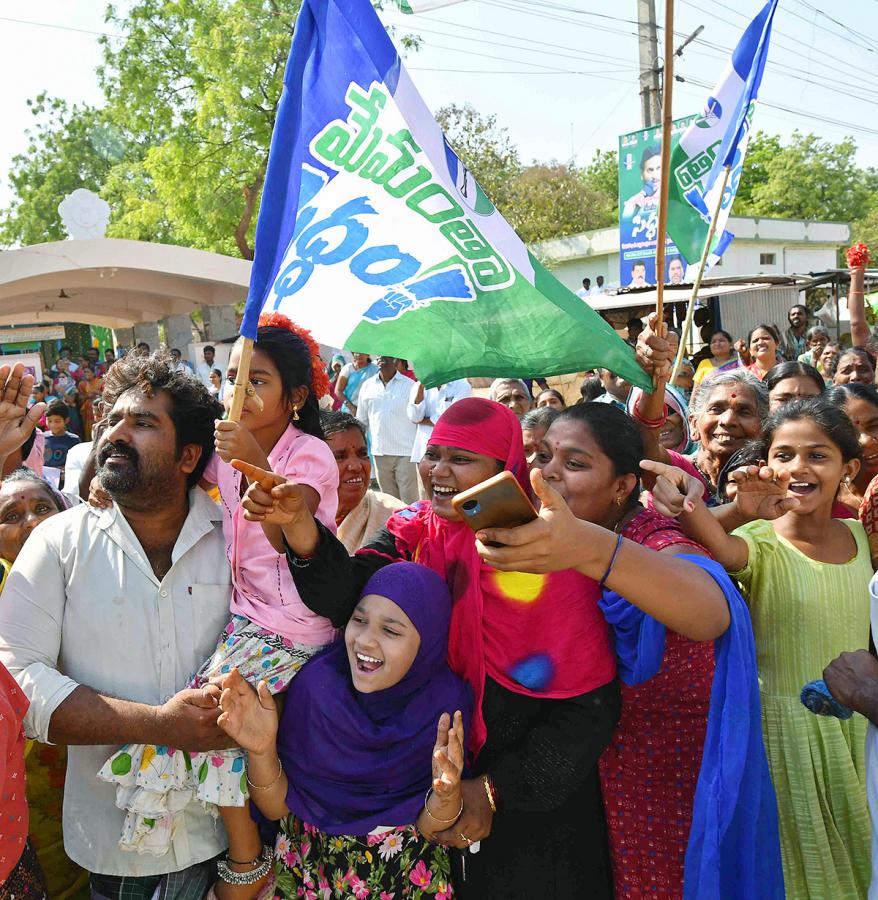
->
xmin=356 ymin=372 xmax=418 ymax=457
xmin=406 ymin=379 xmax=473 ymax=462
xmin=0 ymin=488 xmax=231 ymax=877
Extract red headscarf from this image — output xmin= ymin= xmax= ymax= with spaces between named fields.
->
xmin=383 ymin=398 xmax=615 ymax=756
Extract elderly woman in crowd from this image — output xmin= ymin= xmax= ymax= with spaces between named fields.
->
xmin=240 ymin=396 xmax=734 ymax=899
xmin=489 ymin=378 xmax=533 ymax=416
xmin=321 ymin=410 xmax=403 ymax=553
xmin=820 ymin=342 xmax=842 ymax=382
xmin=634 ymin=338 xmax=767 ymax=506
xmin=626 ymin=383 xmax=694 ymax=454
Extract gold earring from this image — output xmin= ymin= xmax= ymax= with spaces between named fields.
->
xmin=615 ymin=496 xmax=624 ymax=506
xmin=292 ymin=406 xmax=300 ymax=421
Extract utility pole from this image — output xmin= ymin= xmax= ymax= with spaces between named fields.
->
xmin=637 ymin=0 xmax=661 ymax=128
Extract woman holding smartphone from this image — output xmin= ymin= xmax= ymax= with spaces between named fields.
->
xmin=237 ymin=397 xmax=731 ymax=899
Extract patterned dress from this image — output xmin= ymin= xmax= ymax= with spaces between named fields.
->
xmin=598 ymin=509 xmax=715 ymax=898
xmin=732 ymin=518 xmax=872 ymax=898
xmin=270 ymin=816 xmax=453 ymax=900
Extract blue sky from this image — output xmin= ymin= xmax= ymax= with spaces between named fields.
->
xmin=2 ymin=0 xmax=877 ymax=211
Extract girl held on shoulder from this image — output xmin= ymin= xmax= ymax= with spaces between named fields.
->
xmin=98 ymin=315 xmax=341 ymax=899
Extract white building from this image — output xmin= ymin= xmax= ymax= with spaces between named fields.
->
xmin=537 ymin=216 xmax=850 ymax=344
xmin=537 ymin=216 xmax=850 ymax=290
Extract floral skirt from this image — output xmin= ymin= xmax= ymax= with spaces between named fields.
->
xmin=271 ymin=816 xmax=453 ymax=900
xmin=97 ymin=616 xmax=320 ymax=856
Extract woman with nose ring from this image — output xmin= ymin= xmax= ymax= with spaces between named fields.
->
xmin=239 ymin=398 xmax=732 ymax=899
xmin=501 ymin=402 xmax=780 ymax=899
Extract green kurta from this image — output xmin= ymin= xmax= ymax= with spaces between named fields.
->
xmin=733 ymin=518 xmax=872 ymax=899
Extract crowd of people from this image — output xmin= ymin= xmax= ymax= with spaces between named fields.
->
xmin=3 ymin=293 xmax=878 ymax=900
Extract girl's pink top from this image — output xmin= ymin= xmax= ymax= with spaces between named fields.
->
xmin=204 ymin=423 xmax=340 ymax=646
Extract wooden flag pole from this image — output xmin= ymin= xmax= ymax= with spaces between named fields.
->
xmin=653 ymin=0 xmax=675 ymax=334
xmin=670 ymin=164 xmax=732 ymax=384
xmin=227 ymin=337 xmax=263 ymax=424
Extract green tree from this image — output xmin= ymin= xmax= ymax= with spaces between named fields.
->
xmin=0 ymin=96 xmax=128 ymax=247
xmin=732 ymin=131 xmax=782 ymax=214
xmin=97 ymin=0 xmax=300 ymax=258
xmin=1 ymin=0 xmax=421 ymax=255
xmin=734 ymin=131 xmax=878 ymax=223
xmin=504 ymin=162 xmax=615 ymax=244
xmin=581 ymin=148 xmax=618 ymax=228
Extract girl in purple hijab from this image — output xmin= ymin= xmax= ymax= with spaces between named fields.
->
xmin=216 ymin=562 xmax=472 ymax=899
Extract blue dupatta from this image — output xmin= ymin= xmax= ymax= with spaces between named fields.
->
xmin=599 ymin=555 xmax=784 ymax=899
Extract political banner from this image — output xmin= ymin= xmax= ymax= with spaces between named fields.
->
xmin=618 ymin=115 xmax=697 ymax=288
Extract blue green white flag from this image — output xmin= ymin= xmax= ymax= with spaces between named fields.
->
xmin=240 ymin=0 xmax=650 ymax=389
xmin=666 ymin=0 xmax=778 ymax=273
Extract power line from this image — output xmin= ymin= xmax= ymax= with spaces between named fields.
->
xmin=404 ymin=22 xmax=640 ymax=70
xmin=785 ymin=0 xmax=878 ymax=55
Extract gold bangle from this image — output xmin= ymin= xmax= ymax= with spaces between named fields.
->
xmin=483 ymin=775 xmax=497 ymax=813
xmin=246 ymin=757 xmax=283 ymax=791
xmin=423 ymin=788 xmax=463 ymax=825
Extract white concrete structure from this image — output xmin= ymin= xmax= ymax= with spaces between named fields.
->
xmin=0 ymin=238 xmax=250 ymax=331
xmin=538 ymin=216 xmax=850 ymax=291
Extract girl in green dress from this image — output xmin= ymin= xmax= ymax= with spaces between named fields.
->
xmin=643 ymin=397 xmax=873 ymax=898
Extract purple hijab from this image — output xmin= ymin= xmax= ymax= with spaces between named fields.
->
xmin=279 ymin=562 xmax=472 ymax=835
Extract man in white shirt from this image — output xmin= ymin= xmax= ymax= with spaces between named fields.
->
xmin=195 ymin=344 xmax=223 ymax=388
xmin=407 ymin=379 xmax=473 ymax=498
xmin=576 ymin=277 xmax=592 ymax=299
xmin=0 ymin=353 xmax=231 ymax=897
xmin=356 ymin=356 xmax=419 ymax=504
xmin=592 ymin=275 xmax=606 ymax=295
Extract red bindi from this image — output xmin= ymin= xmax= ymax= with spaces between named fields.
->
xmin=730 ymin=392 xmax=737 ymax=399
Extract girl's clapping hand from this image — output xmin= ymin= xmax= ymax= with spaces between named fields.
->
xmin=431 ymin=710 xmax=465 ymax=799
xmin=217 ymin=667 xmax=278 ymax=757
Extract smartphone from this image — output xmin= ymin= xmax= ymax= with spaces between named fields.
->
xmin=451 ymin=471 xmax=538 ymax=539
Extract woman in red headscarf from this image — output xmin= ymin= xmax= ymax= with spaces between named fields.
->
xmin=240 ymin=397 xmax=729 ymax=900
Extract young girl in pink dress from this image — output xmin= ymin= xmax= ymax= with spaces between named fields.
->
xmin=99 ymin=314 xmax=340 ymax=898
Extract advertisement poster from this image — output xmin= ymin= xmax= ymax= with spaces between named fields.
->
xmin=618 ymin=115 xmax=697 ymax=287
